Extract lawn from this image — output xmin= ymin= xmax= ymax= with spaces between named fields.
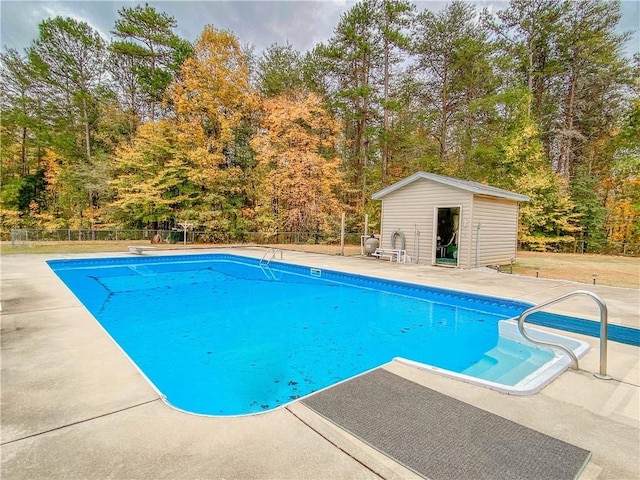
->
xmin=512 ymin=251 xmax=639 ymax=289
xmin=1 ymin=242 xmax=637 ymax=289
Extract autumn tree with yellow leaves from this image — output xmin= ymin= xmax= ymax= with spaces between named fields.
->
xmin=107 ymin=120 xmax=200 ymax=228
xmin=166 ymin=26 xmax=257 ymax=235
xmin=251 ymin=91 xmax=346 ymax=236
xmin=2 ymin=3 xmax=637 ymax=253
xmin=170 ymin=26 xmax=256 ymax=167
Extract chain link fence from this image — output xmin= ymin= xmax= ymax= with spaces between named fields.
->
xmin=9 ymin=229 xmax=638 ymax=257
xmin=518 ymin=239 xmax=639 ymax=257
xmin=8 ymin=228 xmax=363 ymax=247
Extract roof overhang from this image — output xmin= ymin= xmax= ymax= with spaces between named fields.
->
xmin=371 ymin=172 xmax=530 ymax=202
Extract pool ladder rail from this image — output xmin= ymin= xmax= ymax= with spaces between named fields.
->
xmin=517 ymin=290 xmax=612 ymax=380
xmin=259 ymin=248 xmax=282 ymax=280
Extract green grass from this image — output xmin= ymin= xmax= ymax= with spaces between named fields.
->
xmin=0 ymin=242 xmax=206 ymax=255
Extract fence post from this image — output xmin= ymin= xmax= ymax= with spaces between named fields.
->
xmin=340 ymin=212 xmax=345 ymax=256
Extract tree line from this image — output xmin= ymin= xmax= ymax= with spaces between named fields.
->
xmin=2 ymin=0 xmax=638 ymax=251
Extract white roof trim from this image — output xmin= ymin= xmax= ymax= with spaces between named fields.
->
xmin=371 ymin=172 xmax=530 ymax=202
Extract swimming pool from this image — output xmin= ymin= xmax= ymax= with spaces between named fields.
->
xmin=48 ymin=253 xmax=590 ymax=415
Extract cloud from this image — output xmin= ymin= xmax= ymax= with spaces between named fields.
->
xmin=1 ymin=0 xmax=637 ymax=58
xmin=162 ymin=1 xmax=353 ymax=52
xmin=1 ymin=0 xmax=354 ymax=54
xmin=40 ymin=3 xmax=115 ymax=43
xmin=1 ymin=2 xmax=46 ymax=51
xmin=619 ymin=0 xmax=639 ymax=58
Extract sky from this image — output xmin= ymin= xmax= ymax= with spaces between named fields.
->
xmin=1 ymin=0 xmax=638 ymax=57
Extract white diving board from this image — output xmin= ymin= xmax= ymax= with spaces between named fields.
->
xmin=127 ymin=246 xmax=158 ymax=255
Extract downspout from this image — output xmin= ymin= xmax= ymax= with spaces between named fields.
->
xmin=475 ymin=223 xmax=481 ymax=268
xmin=413 ymin=224 xmax=420 ymax=264
xmin=515 ymin=203 xmax=521 ymax=262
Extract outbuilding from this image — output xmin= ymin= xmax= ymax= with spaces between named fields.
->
xmin=371 ymin=172 xmax=530 ymax=268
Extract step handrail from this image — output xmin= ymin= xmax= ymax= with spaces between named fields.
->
xmin=517 ymin=290 xmax=611 ymax=379
xmin=260 ymin=248 xmax=282 ymax=267
xmin=259 ymin=248 xmax=283 ymax=280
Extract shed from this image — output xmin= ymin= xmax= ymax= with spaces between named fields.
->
xmin=371 ymin=172 xmax=530 ymax=268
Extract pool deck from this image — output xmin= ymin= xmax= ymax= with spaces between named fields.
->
xmin=1 ymin=247 xmax=638 ymax=479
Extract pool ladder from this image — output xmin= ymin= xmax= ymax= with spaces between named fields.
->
xmin=259 ymin=248 xmax=282 ymax=280
xmin=517 ymin=290 xmax=611 ymax=379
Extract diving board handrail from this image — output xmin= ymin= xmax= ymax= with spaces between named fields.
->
xmin=517 ymin=290 xmax=611 ymax=379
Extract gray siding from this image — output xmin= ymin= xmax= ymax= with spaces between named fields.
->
xmin=378 ymin=178 xmax=472 ymax=265
xmin=472 ymin=196 xmax=519 ymax=266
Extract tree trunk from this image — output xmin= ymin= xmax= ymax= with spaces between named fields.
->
xmin=21 ymin=126 xmax=28 ymax=176
xmin=382 ymin=37 xmax=390 ymax=187
xmin=527 ymin=41 xmax=534 ymax=118
xmin=558 ymin=65 xmax=577 ymax=178
xmin=440 ymin=69 xmax=448 ymax=162
xmin=150 ymin=45 xmax=156 ymax=123
xmin=82 ymin=96 xmax=92 ymax=162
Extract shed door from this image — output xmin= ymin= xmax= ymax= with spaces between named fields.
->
xmin=435 ymin=207 xmax=460 ymax=266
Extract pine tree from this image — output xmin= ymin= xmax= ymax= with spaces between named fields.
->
xmin=111 ymin=4 xmax=193 ymax=122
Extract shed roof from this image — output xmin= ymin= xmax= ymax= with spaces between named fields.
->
xmin=371 ymin=171 xmax=530 ymax=202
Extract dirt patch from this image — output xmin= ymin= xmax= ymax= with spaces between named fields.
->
xmin=512 ymin=251 xmax=639 ymax=289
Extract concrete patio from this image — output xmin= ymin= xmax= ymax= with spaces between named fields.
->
xmin=1 ymin=248 xmax=638 ymax=479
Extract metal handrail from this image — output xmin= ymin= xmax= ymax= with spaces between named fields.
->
xmin=259 ymin=248 xmax=283 ymax=280
xmin=517 ymin=290 xmax=611 ymax=379
xmin=260 ymin=248 xmax=282 ymax=267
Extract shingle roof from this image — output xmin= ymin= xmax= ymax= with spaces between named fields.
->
xmin=371 ymin=172 xmax=530 ymax=202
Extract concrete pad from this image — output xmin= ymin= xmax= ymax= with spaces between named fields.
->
xmin=1 ymin=249 xmax=638 ymax=479
xmin=1 ymin=305 xmax=158 ymax=443
xmin=2 ymin=401 xmax=378 ymax=479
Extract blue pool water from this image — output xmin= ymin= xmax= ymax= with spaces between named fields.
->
xmin=47 ymin=254 xmax=595 ymax=415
